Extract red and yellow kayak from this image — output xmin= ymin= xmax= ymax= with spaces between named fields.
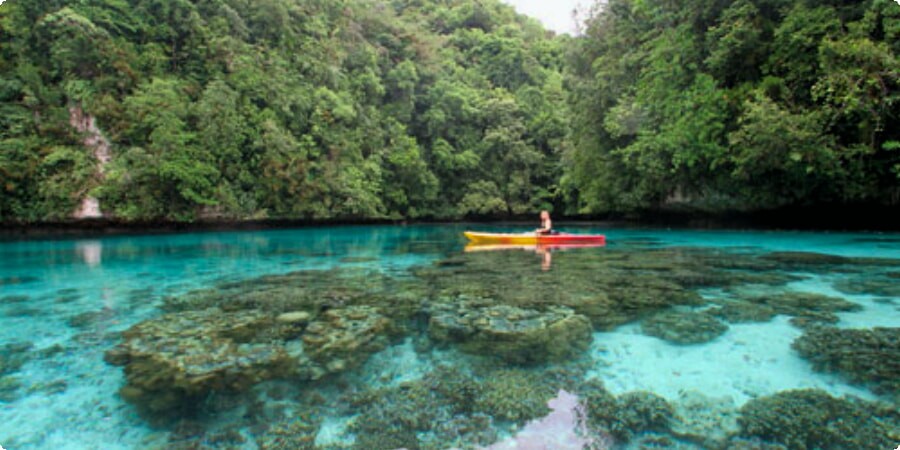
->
xmin=463 ymin=231 xmax=606 ymax=246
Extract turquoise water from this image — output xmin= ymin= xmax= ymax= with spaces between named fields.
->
xmin=0 ymin=225 xmax=898 ymax=449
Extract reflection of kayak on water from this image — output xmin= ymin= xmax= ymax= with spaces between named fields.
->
xmin=463 ymin=231 xmax=607 ymax=246
xmin=464 ymin=242 xmax=606 ymax=253
xmin=463 ymin=233 xmax=605 ymax=271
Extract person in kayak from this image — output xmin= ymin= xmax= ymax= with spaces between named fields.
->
xmin=535 ymin=210 xmax=555 ymax=235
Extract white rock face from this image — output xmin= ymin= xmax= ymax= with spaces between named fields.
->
xmin=69 ymin=105 xmax=111 ymax=219
xmin=74 ymin=197 xmax=103 ymax=219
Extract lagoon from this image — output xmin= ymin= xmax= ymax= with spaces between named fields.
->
xmin=1 ymin=225 xmax=898 ymax=449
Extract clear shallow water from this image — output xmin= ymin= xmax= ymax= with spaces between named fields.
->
xmin=0 ymin=225 xmax=898 ymax=449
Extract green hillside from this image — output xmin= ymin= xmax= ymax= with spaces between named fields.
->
xmin=1 ymin=0 xmax=897 ymax=223
xmin=0 ymin=0 xmax=569 ymax=221
xmin=565 ymin=0 xmax=900 ymax=214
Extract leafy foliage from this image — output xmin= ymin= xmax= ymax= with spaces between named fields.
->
xmin=0 ymin=0 xmax=569 ymax=221
xmin=566 ymin=0 xmax=900 ymax=213
xmin=2 ymin=0 xmax=898 ymax=222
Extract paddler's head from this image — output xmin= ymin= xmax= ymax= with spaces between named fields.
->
xmin=540 ymin=210 xmax=550 ymax=220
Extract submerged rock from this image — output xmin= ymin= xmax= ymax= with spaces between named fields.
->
xmin=641 ymin=310 xmax=728 ymax=344
xmin=472 ymin=368 xmax=556 ymax=422
xmin=104 ymin=308 xmax=293 ymax=415
xmin=67 ymin=309 xmax=116 ymax=329
xmin=0 ymin=342 xmax=34 ymax=376
xmin=709 ymin=302 xmax=776 ymax=323
xmin=670 ymin=391 xmax=739 ymax=449
xmin=0 ymin=275 xmax=39 ymax=286
xmin=162 ymin=268 xmax=425 ymax=324
xmin=428 ymin=300 xmax=592 ymax=364
xmin=0 ymin=375 xmax=22 ymax=402
xmin=747 ymin=292 xmax=862 ymax=317
xmin=105 ymin=303 xmax=396 ymax=417
xmin=1 ymin=295 xmax=29 ymax=303
xmin=792 ymin=326 xmax=899 ymax=398
xmin=579 ymin=379 xmax=675 ymax=442
xmin=788 ymin=311 xmax=839 ymax=330
xmin=300 ymin=306 xmax=393 ymax=380
xmin=414 ymin=247 xmax=793 ymax=333
xmin=760 ymin=252 xmax=850 ymax=266
xmin=833 ymin=276 xmax=900 ymax=297
xmin=737 ymin=389 xmax=898 ymax=450
xmin=347 ymin=363 xmax=590 ymax=448
xmin=255 ymin=415 xmax=319 ymax=450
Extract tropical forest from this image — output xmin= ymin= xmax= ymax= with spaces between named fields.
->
xmin=1 ymin=0 xmax=897 ymax=223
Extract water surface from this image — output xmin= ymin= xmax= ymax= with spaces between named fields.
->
xmin=1 ymin=225 xmax=897 ymax=449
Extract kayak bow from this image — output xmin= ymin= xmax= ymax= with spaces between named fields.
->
xmin=463 ymin=231 xmax=606 ymax=246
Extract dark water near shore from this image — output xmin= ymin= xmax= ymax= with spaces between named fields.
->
xmin=1 ymin=225 xmax=898 ymax=449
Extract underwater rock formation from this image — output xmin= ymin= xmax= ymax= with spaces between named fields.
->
xmin=412 ymin=246 xmax=812 ymax=333
xmin=670 ymin=391 xmax=740 ymax=449
xmin=579 ymin=379 xmax=675 ymax=442
xmin=347 ymin=363 xmax=591 ymax=448
xmin=428 ymin=299 xmax=592 ymax=364
xmin=472 ymin=369 xmax=556 ymax=421
xmin=792 ymin=326 xmax=899 ymax=398
xmin=0 ymin=342 xmax=33 ymax=376
xmin=348 ymin=368 xmax=472 ymax=449
xmin=833 ymin=275 xmax=900 ymax=297
xmin=255 ymin=416 xmax=319 ymax=450
xmin=105 ymin=304 xmax=395 ymax=415
xmin=104 ymin=308 xmax=294 ymax=414
xmin=1 ymin=294 xmax=30 ymax=303
xmin=483 ymin=389 xmax=611 ymax=450
xmin=641 ymin=310 xmax=728 ymax=344
xmin=0 ymin=375 xmax=22 ymax=402
xmin=725 ymin=291 xmax=862 ymax=329
xmin=709 ymin=302 xmax=777 ymax=323
xmin=760 ymin=252 xmax=851 ymax=266
xmin=744 ymin=292 xmax=861 ymax=316
xmin=300 ymin=305 xmax=393 ymax=379
xmin=737 ymin=389 xmax=898 ymax=450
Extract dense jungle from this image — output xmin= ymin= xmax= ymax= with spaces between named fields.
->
xmin=0 ymin=0 xmax=898 ymax=223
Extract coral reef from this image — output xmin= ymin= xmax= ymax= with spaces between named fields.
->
xmin=300 ymin=306 xmax=393 ymax=379
xmin=670 ymin=391 xmax=739 ymax=448
xmin=641 ymin=310 xmax=728 ymax=344
xmin=96 ymin=241 xmax=898 ymax=447
xmin=347 ymin=363 xmax=588 ymax=449
xmin=422 ymin=413 xmax=497 ymax=450
xmin=255 ymin=415 xmax=319 ymax=450
xmin=737 ymin=389 xmax=898 ymax=449
xmin=472 ymin=369 xmax=556 ymax=421
xmin=0 ymin=275 xmax=39 ymax=286
xmin=412 ymin=248 xmax=726 ymax=331
xmin=709 ymin=303 xmax=776 ymax=323
xmin=833 ymin=276 xmax=900 ymax=297
xmin=792 ymin=326 xmax=899 ymax=398
xmin=104 ymin=308 xmax=294 ymax=415
xmin=67 ymin=308 xmax=117 ymax=328
xmin=744 ymin=292 xmax=861 ymax=316
xmin=105 ymin=304 xmax=394 ymax=415
xmin=348 ymin=373 xmax=460 ymax=448
xmin=0 ymin=342 xmax=34 ymax=376
xmin=760 ymin=252 xmax=850 ymax=266
xmin=428 ymin=299 xmax=592 ymax=364
xmin=579 ymin=379 xmax=674 ymax=442
xmin=0 ymin=375 xmax=22 ymax=402
xmin=1 ymin=294 xmax=30 ymax=303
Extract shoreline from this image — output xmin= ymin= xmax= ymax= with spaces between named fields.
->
xmin=1 ymin=204 xmax=899 ymax=240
